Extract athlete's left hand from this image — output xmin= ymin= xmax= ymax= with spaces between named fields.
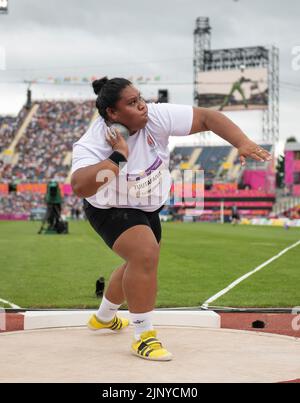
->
xmin=238 ymin=140 xmax=272 ymax=166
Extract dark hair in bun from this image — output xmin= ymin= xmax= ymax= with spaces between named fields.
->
xmin=92 ymin=77 xmax=132 ymax=120
xmin=92 ymin=77 xmax=109 ymax=96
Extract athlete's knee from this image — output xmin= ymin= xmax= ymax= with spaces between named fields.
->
xmin=110 ymin=263 xmax=127 ymax=281
xmin=131 ymin=243 xmax=160 ymax=273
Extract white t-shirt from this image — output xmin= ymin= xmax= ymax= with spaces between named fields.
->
xmin=71 ymin=102 xmax=193 ymax=212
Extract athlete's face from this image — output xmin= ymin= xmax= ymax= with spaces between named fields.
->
xmin=107 ymin=85 xmax=148 ymax=134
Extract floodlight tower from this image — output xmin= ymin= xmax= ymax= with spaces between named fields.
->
xmin=262 ymin=45 xmax=280 ymax=148
xmin=193 ymin=17 xmax=211 ymax=106
xmin=0 ymin=0 xmax=8 ymax=14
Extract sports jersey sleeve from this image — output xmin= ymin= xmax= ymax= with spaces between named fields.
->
xmin=71 ymin=143 xmax=102 ymax=175
xmin=152 ymin=103 xmax=193 ymax=137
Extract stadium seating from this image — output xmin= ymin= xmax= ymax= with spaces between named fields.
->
xmin=0 ymin=100 xmax=94 ymax=183
xmin=169 ymin=144 xmax=275 ymax=219
xmin=0 ymin=116 xmax=18 ymax=153
xmin=171 ymin=145 xmax=232 ymax=183
xmin=0 ymin=107 xmax=28 ymax=153
xmin=170 ymin=144 xmax=273 ymax=184
xmin=169 ymin=147 xmax=194 ymax=171
xmin=0 ymin=191 xmax=83 ymax=220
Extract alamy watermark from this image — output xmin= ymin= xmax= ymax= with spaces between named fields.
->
xmin=291 ymin=46 xmax=300 ymax=71
xmin=0 ymin=307 xmax=6 ymax=331
xmin=94 ymin=166 xmax=205 ymax=211
xmin=0 ymin=45 xmax=6 ymax=70
xmin=291 ymin=307 xmax=300 ymax=331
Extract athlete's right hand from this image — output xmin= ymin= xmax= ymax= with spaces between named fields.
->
xmin=106 ymin=128 xmax=129 ymax=160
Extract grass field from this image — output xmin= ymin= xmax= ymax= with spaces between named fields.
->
xmin=0 ymin=220 xmax=299 ymax=309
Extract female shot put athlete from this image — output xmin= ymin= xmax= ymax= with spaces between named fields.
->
xmin=71 ymin=77 xmax=271 ymax=361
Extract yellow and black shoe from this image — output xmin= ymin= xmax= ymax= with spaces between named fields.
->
xmin=131 ymin=330 xmax=173 ymax=361
xmin=87 ymin=314 xmax=129 ymax=331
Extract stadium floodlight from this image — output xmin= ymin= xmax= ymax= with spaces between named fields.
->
xmin=0 ymin=0 xmax=8 ymax=14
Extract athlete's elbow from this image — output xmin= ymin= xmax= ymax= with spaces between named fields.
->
xmin=71 ymin=182 xmax=84 ymax=198
xmin=71 ymin=179 xmax=101 ymax=198
xmin=71 ymin=175 xmax=85 ymax=198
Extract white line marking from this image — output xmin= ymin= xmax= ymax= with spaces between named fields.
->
xmin=0 ymin=298 xmax=21 ymax=309
xmin=202 ymin=239 xmax=300 ymax=308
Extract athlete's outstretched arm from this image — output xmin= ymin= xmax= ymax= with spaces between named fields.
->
xmin=189 ymin=107 xmax=272 ymax=166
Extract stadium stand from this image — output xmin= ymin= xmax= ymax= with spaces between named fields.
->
xmin=169 ymin=144 xmax=275 ymax=220
xmin=0 ymin=191 xmax=83 ymax=220
xmin=0 ymin=191 xmax=44 ymax=215
xmin=171 ymin=145 xmax=235 ymax=184
xmin=0 ymin=116 xmax=18 ymax=152
xmin=169 ymin=147 xmax=194 ymax=171
xmin=0 ymin=100 xmax=95 ymax=183
xmin=0 ymin=106 xmax=28 ymax=153
xmin=170 ymin=144 xmax=273 ymax=186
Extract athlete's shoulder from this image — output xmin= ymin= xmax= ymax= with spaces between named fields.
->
xmin=147 ymin=102 xmax=171 ymax=114
xmin=146 ymin=102 xmax=174 ymax=125
xmin=74 ymin=116 xmax=106 ymax=146
xmin=146 ymin=102 xmax=193 ymax=138
xmin=147 ymin=102 xmax=192 ymax=115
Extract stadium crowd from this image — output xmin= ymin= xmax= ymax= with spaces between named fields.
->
xmin=0 ymin=116 xmax=18 ymax=153
xmin=0 ymin=192 xmax=44 ymax=215
xmin=0 ymin=107 xmax=28 ymax=153
xmin=0 ymin=100 xmax=95 ymax=183
xmin=169 ymin=150 xmax=190 ymax=171
xmin=0 ymin=191 xmax=84 ymax=219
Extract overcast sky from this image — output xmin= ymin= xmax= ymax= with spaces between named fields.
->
xmin=0 ymin=0 xmax=299 ymax=152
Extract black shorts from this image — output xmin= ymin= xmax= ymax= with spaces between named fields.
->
xmin=83 ymin=200 xmax=164 ymax=249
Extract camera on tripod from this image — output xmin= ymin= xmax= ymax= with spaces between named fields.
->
xmin=38 ymin=181 xmax=69 ymax=235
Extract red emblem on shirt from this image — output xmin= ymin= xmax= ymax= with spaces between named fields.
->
xmin=147 ymin=134 xmax=155 ymax=147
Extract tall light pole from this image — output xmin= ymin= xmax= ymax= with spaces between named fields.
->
xmin=0 ymin=0 xmax=8 ymax=14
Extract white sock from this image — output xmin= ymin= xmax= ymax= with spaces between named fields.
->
xmin=96 ymin=296 xmax=121 ymax=323
xmin=130 ymin=311 xmax=154 ymax=340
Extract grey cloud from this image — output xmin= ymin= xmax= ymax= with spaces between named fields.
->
xmin=0 ymin=0 xmax=298 ymax=79
xmin=0 ymin=0 xmax=299 ymax=141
